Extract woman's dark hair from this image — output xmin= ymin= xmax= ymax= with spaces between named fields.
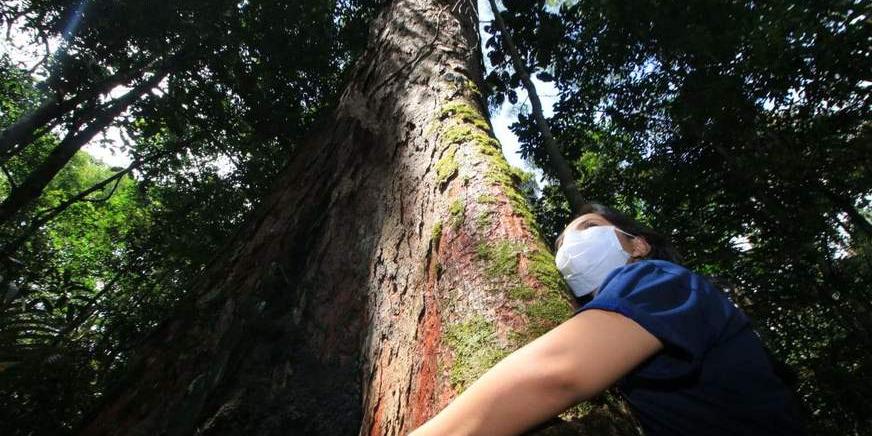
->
xmin=558 ymin=202 xmax=681 ymax=263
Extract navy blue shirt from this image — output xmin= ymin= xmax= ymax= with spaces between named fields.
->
xmin=575 ymin=260 xmax=805 ymax=435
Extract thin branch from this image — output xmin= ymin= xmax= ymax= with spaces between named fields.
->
xmin=487 ymin=0 xmax=587 ymax=213
xmin=207 ymin=131 xmax=243 ymax=170
xmin=4 ymin=20 xmax=16 ymax=46
xmin=83 ymin=170 xmax=124 ymax=204
xmin=26 ymin=53 xmax=49 ymax=76
xmin=32 ymin=158 xmax=139 ymax=223
xmin=1 ymin=164 xmax=17 ymax=190
xmin=25 ymin=38 xmax=52 ymax=75
xmin=1 ymin=150 xmax=163 ymax=257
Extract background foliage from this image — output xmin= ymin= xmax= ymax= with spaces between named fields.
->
xmin=1 ymin=0 xmax=870 ymax=434
xmin=484 ymin=0 xmax=871 ymax=434
xmin=0 ymin=0 xmax=381 ymax=432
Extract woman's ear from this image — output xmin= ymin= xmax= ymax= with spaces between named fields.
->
xmin=631 ymin=236 xmax=652 ymax=259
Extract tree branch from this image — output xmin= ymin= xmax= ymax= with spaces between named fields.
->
xmin=1 ymin=164 xmax=17 ymax=190
xmin=0 ymin=57 xmax=163 ymax=164
xmin=0 ymin=67 xmax=172 ymax=226
xmin=487 ymin=0 xmax=587 ymax=214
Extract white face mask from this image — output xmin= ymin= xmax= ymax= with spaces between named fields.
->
xmin=554 ymin=225 xmax=633 ymax=297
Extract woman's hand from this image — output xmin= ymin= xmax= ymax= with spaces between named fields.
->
xmin=408 ymin=309 xmax=662 ymax=436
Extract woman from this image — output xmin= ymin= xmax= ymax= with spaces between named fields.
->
xmin=409 ymin=203 xmax=805 ymax=435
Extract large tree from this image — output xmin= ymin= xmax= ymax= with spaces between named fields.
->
xmin=1 ymin=1 xmax=384 ymax=432
xmin=77 ymin=0 xmax=636 ymax=434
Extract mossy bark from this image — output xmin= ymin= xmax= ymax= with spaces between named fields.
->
xmin=79 ymin=1 xmax=640 ymax=435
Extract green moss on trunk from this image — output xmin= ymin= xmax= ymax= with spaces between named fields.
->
xmin=526 ymin=246 xmax=566 ymax=295
xmin=475 ymin=240 xmax=523 ymax=280
xmin=477 ymin=193 xmax=498 ymax=204
xmin=475 ymin=210 xmax=493 ymax=230
xmin=435 ymin=144 xmax=459 ymax=187
xmin=431 ymin=220 xmax=443 ymax=247
xmin=449 ymin=199 xmax=465 ymax=230
xmin=439 ymin=101 xmax=491 ymax=132
xmin=430 ymin=93 xmax=573 ymax=361
xmin=444 ymin=315 xmax=509 ymax=390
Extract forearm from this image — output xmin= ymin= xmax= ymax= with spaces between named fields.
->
xmin=409 ymin=309 xmax=663 ymax=436
xmin=409 ymin=341 xmax=581 ymax=435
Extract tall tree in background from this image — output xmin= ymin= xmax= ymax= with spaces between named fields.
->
xmin=79 ymin=0 xmax=636 ymax=434
xmin=485 ymin=0 xmax=586 ymax=214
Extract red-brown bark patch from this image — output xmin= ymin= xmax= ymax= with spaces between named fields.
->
xmin=409 ymin=234 xmax=445 ymax=427
xmin=368 ymin=395 xmax=384 ymax=436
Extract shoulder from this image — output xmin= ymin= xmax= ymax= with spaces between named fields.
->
xmin=595 ymin=259 xmax=700 ymax=300
xmin=589 ymin=259 xmax=735 ymax=320
xmin=575 ymin=259 xmax=747 ymax=379
xmin=610 ymin=259 xmax=694 ymax=281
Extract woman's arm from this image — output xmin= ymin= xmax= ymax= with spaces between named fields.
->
xmin=409 ymin=309 xmax=663 ymax=436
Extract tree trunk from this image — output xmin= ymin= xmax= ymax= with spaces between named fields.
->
xmin=0 ymin=70 xmax=168 ymax=226
xmin=79 ymin=1 xmax=639 ymax=435
xmin=487 ymin=0 xmax=587 ymax=215
xmin=0 ymin=95 xmax=63 ymax=162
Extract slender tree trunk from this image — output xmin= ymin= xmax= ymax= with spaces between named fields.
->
xmin=819 ymin=186 xmax=872 ymax=240
xmin=0 ymin=59 xmax=159 ymax=165
xmin=0 ymin=70 xmax=168 ymax=226
xmin=0 ymin=95 xmax=63 ymax=162
xmin=79 ymin=1 xmax=639 ymax=435
xmin=487 ymin=0 xmax=586 ymax=215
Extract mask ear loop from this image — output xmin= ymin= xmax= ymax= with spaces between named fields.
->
xmin=613 ymin=227 xmax=644 ymax=260
xmin=614 ymin=227 xmax=636 ymax=239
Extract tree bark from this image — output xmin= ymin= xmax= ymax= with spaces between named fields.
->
xmin=78 ymin=1 xmax=639 ymax=435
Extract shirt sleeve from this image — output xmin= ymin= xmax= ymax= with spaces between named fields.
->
xmin=574 ymin=260 xmax=725 ymax=380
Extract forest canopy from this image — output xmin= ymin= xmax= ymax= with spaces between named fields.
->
xmin=0 ymin=0 xmax=869 ymax=434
